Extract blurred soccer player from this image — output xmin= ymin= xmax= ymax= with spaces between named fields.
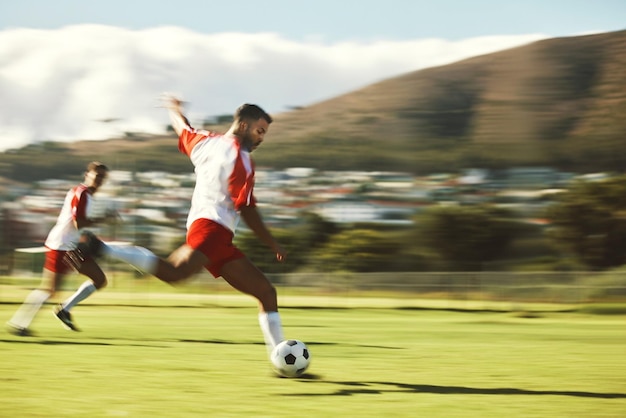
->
xmin=7 ymin=161 xmax=117 ymax=335
xmin=68 ymin=96 xmax=287 ymax=358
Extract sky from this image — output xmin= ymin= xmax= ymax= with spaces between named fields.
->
xmin=0 ymin=0 xmax=624 ymax=152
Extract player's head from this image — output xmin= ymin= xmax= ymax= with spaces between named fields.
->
xmin=233 ymin=104 xmax=272 ymax=152
xmin=84 ymin=161 xmax=109 ymax=191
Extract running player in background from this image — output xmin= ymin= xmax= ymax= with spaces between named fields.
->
xmin=68 ymin=96 xmax=287 ymax=358
xmin=7 ymin=161 xmax=116 ymax=335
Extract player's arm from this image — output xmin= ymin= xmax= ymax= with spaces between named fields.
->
xmin=163 ymin=95 xmax=192 ymax=137
xmin=73 ymin=193 xmax=117 ymax=229
xmin=74 ymin=217 xmax=99 ymax=229
xmin=74 ymin=211 xmax=117 ymax=230
xmin=240 ymin=205 xmax=286 ymax=262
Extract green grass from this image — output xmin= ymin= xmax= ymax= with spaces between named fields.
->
xmin=0 ymin=285 xmax=625 ymax=417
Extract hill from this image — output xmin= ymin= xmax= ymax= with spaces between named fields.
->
xmin=1 ymin=30 xmax=625 ymax=182
xmin=260 ymin=29 xmax=626 ymax=174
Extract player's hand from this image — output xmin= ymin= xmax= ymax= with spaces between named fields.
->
xmin=274 ymin=244 xmax=287 ymax=263
xmin=158 ymin=93 xmax=185 ymax=111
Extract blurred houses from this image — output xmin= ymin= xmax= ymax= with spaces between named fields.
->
xmin=0 ymin=165 xmax=609 ymax=260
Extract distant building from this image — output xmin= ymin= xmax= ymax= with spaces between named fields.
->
xmin=313 ymin=200 xmax=414 ymax=225
xmin=504 ymin=167 xmax=561 ymax=189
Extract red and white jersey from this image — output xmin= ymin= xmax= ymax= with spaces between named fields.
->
xmin=178 ymin=126 xmax=256 ymax=233
xmin=44 ymin=184 xmax=94 ymax=250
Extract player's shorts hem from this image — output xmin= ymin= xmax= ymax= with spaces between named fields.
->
xmin=44 ymin=249 xmax=74 ymax=274
xmin=186 ymin=218 xmax=245 ymax=278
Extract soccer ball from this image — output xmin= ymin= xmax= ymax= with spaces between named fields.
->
xmin=271 ymin=339 xmax=311 ymax=377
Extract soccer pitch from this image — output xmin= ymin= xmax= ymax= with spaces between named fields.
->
xmin=1 ymin=287 xmax=624 ymax=417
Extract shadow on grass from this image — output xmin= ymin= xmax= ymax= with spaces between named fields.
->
xmin=0 ymin=338 xmax=167 ymax=347
xmin=1 ymin=337 xmax=396 ymax=350
xmin=284 ymin=380 xmax=626 ymax=399
xmin=174 ymin=340 xmax=403 ymax=351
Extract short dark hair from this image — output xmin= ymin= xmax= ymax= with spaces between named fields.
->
xmin=87 ymin=161 xmax=109 ymax=172
xmin=235 ymin=104 xmax=272 ymax=124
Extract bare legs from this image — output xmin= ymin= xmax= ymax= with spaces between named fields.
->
xmin=152 ymin=247 xmax=284 ymax=354
xmin=220 ymin=257 xmax=278 ymax=312
xmin=8 ymin=258 xmax=107 ymax=332
xmin=153 ymin=246 xmax=278 ymax=313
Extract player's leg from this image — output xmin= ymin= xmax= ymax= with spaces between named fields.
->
xmin=221 ymin=257 xmax=278 ymax=310
xmin=105 ymin=243 xmax=208 ymax=283
xmin=67 ymin=232 xmax=206 ymax=284
xmin=186 ymin=218 xmax=285 ymax=354
xmin=7 ymin=268 xmax=61 ymax=335
xmin=154 ymin=244 xmax=209 ymax=283
xmin=220 ymin=257 xmax=284 ymax=355
xmin=66 ymin=232 xmax=161 ymax=275
xmin=54 ymin=259 xmax=107 ymax=331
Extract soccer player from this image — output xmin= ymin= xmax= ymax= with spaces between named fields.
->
xmin=68 ymin=96 xmax=287 ymax=357
xmin=7 ymin=161 xmax=116 ymax=335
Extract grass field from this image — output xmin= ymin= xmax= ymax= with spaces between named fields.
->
xmin=0 ymin=282 xmax=625 ymax=417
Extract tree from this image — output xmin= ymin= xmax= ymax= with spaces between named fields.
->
xmin=545 ymin=176 xmax=626 ymax=270
xmin=234 ymin=228 xmax=301 ymax=274
xmin=414 ymin=204 xmax=518 ymax=271
xmin=295 ymin=212 xmax=338 ymax=250
xmin=311 ymin=228 xmax=418 ymax=272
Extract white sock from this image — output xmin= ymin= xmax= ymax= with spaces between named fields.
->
xmin=258 ymin=311 xmax=284 ymax=357
xmin=8 ymin=289 xmax=50 ymax=329
xmin=61 ymin=281 xmax=96 ymax=311
xmin=102 ymin=244 xmax=159 ymax=273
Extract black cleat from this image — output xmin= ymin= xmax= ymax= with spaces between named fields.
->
xmin=6 ymin=322 xmax=35 ymax=337
xmin=64 ymin=230 xmax=104 ymax=271
xmin=54 ymin=305 xmax=80 ymax=331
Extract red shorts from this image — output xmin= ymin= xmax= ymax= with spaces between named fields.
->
xmin=44 ymin=249 xmax=73 ymax=274
xmin=186 ymin=218 xmax=245 ymax=278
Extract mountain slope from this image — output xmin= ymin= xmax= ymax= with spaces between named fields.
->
xmin=259 ymin=29 xmax=626 ymax=173
xmin=1 ymin=30 xmax=625 ymax=182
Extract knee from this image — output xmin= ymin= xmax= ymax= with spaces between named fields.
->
xmin=95 ymin=278 xmax=108 ymax=290
xmin=268 ymin=284 xmax=277 ymax=298
xmin=259 ymin=282 xmax=277 ymax=302
xmin=169 ymin=271 xmax=190 ymax=283
xmin=258 ymin=284 xmax=278 ymax=312
xmin=90 ymin=273 xmax=108 ymax=289
xmin=156 ymin=263 xmax=192 ymax=283
xmin=176 ymin=265 xmax=195 ymax=281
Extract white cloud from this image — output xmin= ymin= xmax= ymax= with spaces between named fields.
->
xmin=0 ymin=25 xmax=547 ymax=152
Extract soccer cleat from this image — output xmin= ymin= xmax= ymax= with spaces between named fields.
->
xmin=6 ymin=322 xmax=35 ymax=337
xmin=64 ymin=230 xmax=104 ymax=270
xmin=53 ymin=305 xmax=81 ymax=331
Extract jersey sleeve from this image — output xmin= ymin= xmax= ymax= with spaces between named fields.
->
xmin=71 ymin=187 xmax=90 ymax=221
xmin=233 ymin=182 xmax=257 ymax=210
xmin=178 ymin=126 xmax=214 ymax=156
xmin=229 ymin=152 xmax=257 ymax=210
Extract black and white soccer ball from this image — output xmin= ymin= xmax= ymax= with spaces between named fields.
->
xmin=271 ymin=339 xmax=311 ymax=377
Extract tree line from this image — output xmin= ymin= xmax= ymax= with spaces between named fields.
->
xmin=235 ymin=175 xmax=626 ymax=273
xmin=3 ymin=175 xmax=626 ymax=275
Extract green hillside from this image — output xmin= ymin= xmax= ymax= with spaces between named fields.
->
xmin=1 ymin=30 xmax=625 ymax=182
xmin=259 ymin=29 xmax=626 ymax=174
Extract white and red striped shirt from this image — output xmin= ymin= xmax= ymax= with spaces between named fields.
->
xmin=44 ymin=184 xmax=94 ymax=250
xmin=178 ymin=126 xmax=256 ymax=233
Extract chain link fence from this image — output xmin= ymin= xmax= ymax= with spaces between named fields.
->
xmin=270 ymin=271 xmax=626 ymax=304
xmin=5 ymin=248 xmax=626 ymax=305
